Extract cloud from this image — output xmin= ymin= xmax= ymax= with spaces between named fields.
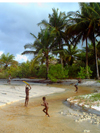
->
xmin=0 ymin=2 xmax=80 ymax=63
xmin=0 ymin=51 xmax=3 ymax=56
xmin=15 ymin=54 xmax=29 ymax=63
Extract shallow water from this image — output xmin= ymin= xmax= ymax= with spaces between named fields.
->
xmin=0 ymin=84 xmax=100 ymax=133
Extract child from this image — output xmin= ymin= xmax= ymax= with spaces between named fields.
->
xmin=74 ymin=78 xmax=81 ymax=92
xmin=41 ymin=97 xmax=50 ymax=117
xmin=7 ymin=74 xmax=11 ymax=84
xmin=25 ymin=84 xmax=31 ymax=107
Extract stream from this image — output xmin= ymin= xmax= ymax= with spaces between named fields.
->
xmin=0 ymin=83 xmax=100 ymax=133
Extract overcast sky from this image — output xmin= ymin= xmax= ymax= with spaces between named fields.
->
xmin=0 ymin=2 xmax=80 ymax=63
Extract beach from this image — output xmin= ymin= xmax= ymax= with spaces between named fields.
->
xmin=0 ymin=79 xmax=65 ymax=107
xmin=0 ymin=79 xmax=100 ymax=133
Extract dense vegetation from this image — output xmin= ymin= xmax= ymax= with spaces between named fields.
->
xmin=1 ymin=3 xmax=100 ymax=82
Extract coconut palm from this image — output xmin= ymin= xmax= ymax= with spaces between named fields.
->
xmin=76 ymin=44 xmax=94 ymax=66
xmin=65 ymin=8 xmax=91 ymax=78
xmin=0 ymin=53 xmax=17 ymax=69
xmin=38 ymin=8 xmax=68 ymax=66
xmin=22 ymin=28 xmax=54 ymax=79
xmin=80 ymin=2 xmax=100 ymax=79
xmin=63 ymin=44 xmax=79 ymax=66
xmin=66 ymin=2 xmax=100 ymax=79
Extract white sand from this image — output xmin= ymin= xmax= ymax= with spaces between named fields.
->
xmin=1 ymin=79 xmax=100 ymax=112
xmin=0 ymin=84 xmax=65 ymax=107
xmin=80 ymin=80 xmax=100 ymax=87
xmin=67 ymin=94 xmax=100 ymax=112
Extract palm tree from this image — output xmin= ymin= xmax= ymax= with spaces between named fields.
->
xmin=38 ymin=8 xmax=68 ymax=66
xmin=22 ymin=28 xmax=54 ymax=79
xmin=63 ymin=44 xmax=79 ymax=66
xmin=0 ymin=53 xmax=17 ymax=69
xmin=66 ymin=2 xmax=100 ymax=79
xmin=65 ymin=8 xmax=91 ymax=78
xmin=76 ymin=44 xmax=95 ymax=66
xmin=79 ymin=3 xmax=100 ymax=79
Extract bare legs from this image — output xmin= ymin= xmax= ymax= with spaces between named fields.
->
xmin=25 ymin=97 xmax=29 ymax=107
xmin=43 ymin=108 xmax=50 ymax=117
xmin=75 ymin=85 xmax=78 ymax=92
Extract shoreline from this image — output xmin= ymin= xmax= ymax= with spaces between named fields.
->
xmin=0 ymin=78 xmax=100 ymax=114
xmin=64 ymin=99 xmax=100 ymax=116
xmin=0 ymin=81 xmax=65 ymax=108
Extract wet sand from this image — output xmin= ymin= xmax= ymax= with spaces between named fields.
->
xmin=0 ymin=84 xmax=100 ymax=133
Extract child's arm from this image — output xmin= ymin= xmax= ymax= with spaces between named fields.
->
xmin=29 ymin=85 xmax=31 ymax=90
xmin=41 ymin=101 xmax=45 ymax=106
xmin=41 ymin=103 xmax=45 ymax=106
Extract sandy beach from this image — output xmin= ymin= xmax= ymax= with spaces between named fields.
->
xmin=0 ymin=79 xmax=65 ymax=107
xmin=0 ymin=79 xmax=100 ymax=133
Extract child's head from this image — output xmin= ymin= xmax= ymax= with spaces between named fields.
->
xmin=42 ymin=97 xmax=46 ymax=101
xmin=26 ymin=87 xmax=29 ymax=90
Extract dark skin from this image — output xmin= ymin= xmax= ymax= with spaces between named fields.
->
xmin=74 ymin=84 xmax=78 ymax=92
xmin=74 ymin=78 xmax=81 ymax=92
xmin=7 ymin=74 xmax=11 ymax=84
xmin=41 ymin=97 xmax=50 ymax=117
xmin=25 ymin=84 xmax=31 ymax=107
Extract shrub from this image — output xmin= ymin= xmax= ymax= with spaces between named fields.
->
xmin=48 ymin=64 xmax=69 ymax=82
xmin=37 ymin=65 xmax=46 ymax=78
xmin=0 ymin=72 xmax=7 ymax=79
xmin=66 ymin=64 xmax=80 ymax=78
xmin=78 ymin=66 xmax=93 ymax=79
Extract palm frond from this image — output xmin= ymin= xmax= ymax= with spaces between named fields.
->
xmin=21 ymin=51 xmax=35 ymax=55
xmin=24 ymin=43 xmax=34 ymax=49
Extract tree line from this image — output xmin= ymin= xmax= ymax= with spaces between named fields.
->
xmin=0 ymin=3 xmax=100 ymax=81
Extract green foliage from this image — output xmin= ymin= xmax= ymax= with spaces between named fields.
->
xmin=0 ymin=53 xmax=17 ymax=69
xmin=30 ymin=66 xmax=39 ymax=78
xmin=48 ymin=64 xmax=69 ymax=82
xmin=7 ymin=65 xmax=20 ymax=78
xmin=0 ymin=72 xmax=7 ymax=79
xmin=37 ymin=65 xmax=46 ymax=78
xmin=4 ymin=61 xmax=32 ymax=78
xmin=78 ymin=66 xmax=93 ymax=79
xmin=90 ymin=93 xmax=100 ymax=101
xmin=48 ymin=74 xmax=57 ymax=82
xmin=66 ymin=64 xmax=80 ymax=78
xmin=18 ymin=61 xmax=31 ymax=78
xmin=97 ymin=80 xmax=100 ymax=83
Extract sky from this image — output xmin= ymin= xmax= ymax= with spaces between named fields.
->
xmin=0 ymin=1 xmax=81 ymax=63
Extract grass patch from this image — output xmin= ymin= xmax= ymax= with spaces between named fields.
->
xmin=97 ymin=80 xmax=100 ymax=83
xmin=74 ymin=93 xmax=100 ymax=106
xmin=89 ymin=93 xmax=100 ymax=101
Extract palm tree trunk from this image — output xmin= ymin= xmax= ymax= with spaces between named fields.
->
xmin=86 ymin=38 xmax=89 ymax=79
xmin=59 ymin=41 xmax=63 ymax=67
xmin=60 ymin=56 xmax=63 ymax=68
xmin=95 ymin=47 xmax=99 ymax=79
xmin=92 ymin=34 xmax=99 ymax=79
xmin=46 ymin=54 xmax=49 ymax=80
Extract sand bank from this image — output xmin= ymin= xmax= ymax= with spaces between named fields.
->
xmin=0 ymin=82 xmax=65 ymax=107
xmin=0 ymin=78 xmax=100 ymax=108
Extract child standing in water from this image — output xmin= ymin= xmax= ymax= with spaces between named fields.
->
xmin=41 ymin=97 xmax=50 ymax=117
xmin=74 ymin=78 xmax=81 ymax=92
xmin=25 ymin=84 xmax=31 ymax=107
xmin=7 ymin=74 xmax=11 ymax=84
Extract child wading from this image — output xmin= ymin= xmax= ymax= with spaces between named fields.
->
xmin=41 ymin=97 xmax=50 ymax=117
xmin=7 ymin=74 xmax=11 ymax=84
xmin=74 ymin=78 xmax=81 ymax=92
xmin=25 ymin=84 xmax=31 ymax=107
